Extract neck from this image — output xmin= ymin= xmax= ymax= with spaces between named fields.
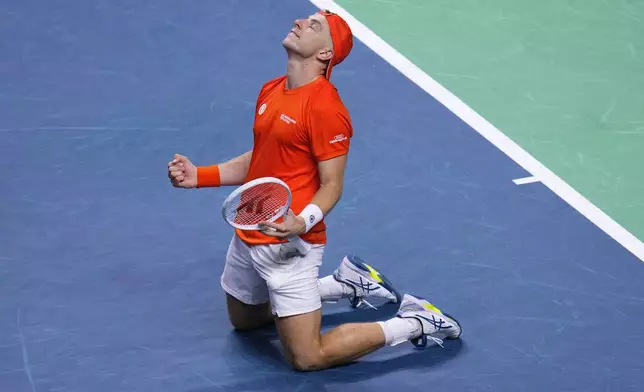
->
xmin=285 ymin=54 xmax=323 ymax=90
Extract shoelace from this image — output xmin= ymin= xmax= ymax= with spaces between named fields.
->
xmin=412 ymin=334 xmax=444 ymax=349
xmin=352 ymin=297 xmax=377 ymax=310
xmin=428 ymin=335 xmax=444 ymax=348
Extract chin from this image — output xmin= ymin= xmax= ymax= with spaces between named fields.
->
xmin=281 ymin=38 xmax=298 ymax=52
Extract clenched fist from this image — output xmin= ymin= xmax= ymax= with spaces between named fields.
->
xmin=168 ymin=154 xmax=197 ymax=188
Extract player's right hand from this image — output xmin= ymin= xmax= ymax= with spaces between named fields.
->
xmin=168 ymin=154 xmax=197 ymax=188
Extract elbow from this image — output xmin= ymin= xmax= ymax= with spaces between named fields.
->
xmin=326 ymin=180 xmax=344 ymax=201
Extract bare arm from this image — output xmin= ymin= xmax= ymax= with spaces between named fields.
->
xmin=309 ymin=154 xmax=347 ymax=215
xmin=195 ymin=150 xmax=252 ymax=187
xmin=217 ymin=150 xmax=253 ymax=186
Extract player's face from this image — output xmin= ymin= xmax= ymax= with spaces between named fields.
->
xmin=282 ymin=13 xmax=333 ymax=61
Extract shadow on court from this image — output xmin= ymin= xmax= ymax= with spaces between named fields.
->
xmin=188 ymin=304 xmax=466 ymax=392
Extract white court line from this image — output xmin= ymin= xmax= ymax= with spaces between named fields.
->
xmin=309 ymin=0 xmax=644 ymax=262
xmin=513 ymin=176 xmax=540 ymax=185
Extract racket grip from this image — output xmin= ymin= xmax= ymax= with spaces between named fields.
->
xmin=288 ymin=236 xmax=311 ymax=255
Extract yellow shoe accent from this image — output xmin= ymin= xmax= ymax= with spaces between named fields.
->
xmin=423 ymin=302 xmax=443 ymax=315
xmin=363 ymin=263 xmax=384 ymax=283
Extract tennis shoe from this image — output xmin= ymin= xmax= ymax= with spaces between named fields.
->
xmin=331 ymin=255 xmax=401 ymax=309
xmin=396 ymin=294 xmax=462 ymax=348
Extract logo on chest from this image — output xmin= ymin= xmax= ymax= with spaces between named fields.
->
xmin=280 ymin=113 xmax=297 ymax=125
xmin=258 ymin=103 xmax=267 ymax=115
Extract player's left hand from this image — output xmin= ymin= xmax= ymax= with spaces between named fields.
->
xmin=258 ymin=209 xmax=306 ymax=238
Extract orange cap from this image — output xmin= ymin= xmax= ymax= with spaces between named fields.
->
xmin=318 ymin=10 xmax=353 ymax=79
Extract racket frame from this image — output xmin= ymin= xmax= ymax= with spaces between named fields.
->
xmin=220 ymin=177 xmax=292 ymax=230
xmin=220 ymin=176 xmax=312 ymax=255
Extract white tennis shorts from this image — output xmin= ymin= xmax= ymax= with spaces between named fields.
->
xmin=220 ymin=234 xmax=324 ymax=318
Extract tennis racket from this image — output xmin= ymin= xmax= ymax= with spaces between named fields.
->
xmin=221 ymin=177 xmax=311 ymax=255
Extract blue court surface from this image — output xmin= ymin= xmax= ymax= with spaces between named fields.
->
xmin=2 ymin=1 xmax=644 ymax=391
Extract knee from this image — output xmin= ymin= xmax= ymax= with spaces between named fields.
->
xmin=287 ymin=352 xmax=326 ymax=372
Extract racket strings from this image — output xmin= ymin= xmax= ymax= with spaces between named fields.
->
xmin=226 ymin=182 xmax=290 ymax=226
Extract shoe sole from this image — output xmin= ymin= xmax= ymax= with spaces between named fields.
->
xmin=345 ymin=255 xmax=403 ymax=305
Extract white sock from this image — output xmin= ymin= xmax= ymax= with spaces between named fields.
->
xmin=377 ymin=317 xmax=422 ymax=346
xmin=318 ymin=275 xmax=352 ymax=301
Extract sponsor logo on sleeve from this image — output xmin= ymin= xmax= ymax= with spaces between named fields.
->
xmin=329 ymin=134 xmax=348 ymax=144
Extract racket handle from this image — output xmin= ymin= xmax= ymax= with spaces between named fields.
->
xmin=288 ymin=236 xmax=311 ymax=255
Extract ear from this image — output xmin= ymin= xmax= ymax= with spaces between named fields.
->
xmin=316 ymin=47 xmax=333 ymax=62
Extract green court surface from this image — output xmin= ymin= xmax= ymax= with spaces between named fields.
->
xmin=336 ymin=0 xmax=644 ymax=242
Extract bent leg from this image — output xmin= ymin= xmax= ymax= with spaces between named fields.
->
xmin=275 ymin=309 xmax=386 ymax=371
xmin=250 ymin=242 xmax=389 ymax=371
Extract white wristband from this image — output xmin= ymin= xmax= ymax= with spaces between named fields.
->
xmin=298 ymin=204 xmax=324 ymax=233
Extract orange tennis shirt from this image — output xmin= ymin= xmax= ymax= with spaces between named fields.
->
xmin=236 ymin=75 xmax=353 ymax=246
